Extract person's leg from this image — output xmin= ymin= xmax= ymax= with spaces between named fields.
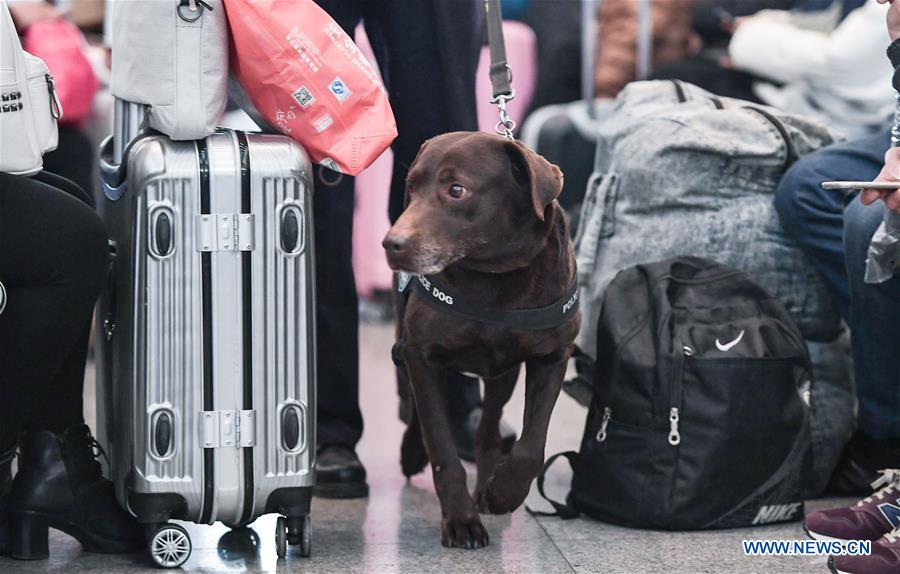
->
xmin=367 ymin=0 xmax=484 ymax=412
xmin=365 ymin=0 xmax=481 ymax=224
xmin=802 ymin=197 xmax=900 ymax=544
xmin=310 ymin=0 xmax=369 ymax=498
xmin=0 ymin=173 xmax=143 ymax=558
xmin=22 ymin=171 xmax=96 ymax=435
xmin=366 ymin=0 xmax=517 ymax=459
xmin=844 ymin=197 xmax=900 ymax=442
xmin=774 ymin=131 xmax=898 ymax=494
xmin=312 ymin=172 xmax=363 ymax=449
xmin=0 ymin=173 xmax=106 ymax=449
xmin=774 ymin=131 xmax=890 ymax=320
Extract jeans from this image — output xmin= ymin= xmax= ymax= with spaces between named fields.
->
xmin=774 ymin=130 xmax=900 ymax=440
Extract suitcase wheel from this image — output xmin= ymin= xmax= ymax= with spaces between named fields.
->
xmin=275 ymin=514 xmax=311 ymax=559
xmin=297 ymin=514 xmax=311 ymax=558
xmin=275 ymin=516 xmax=287 ymax=559
xmin=149 ymin=523 xmax=192 ymax=569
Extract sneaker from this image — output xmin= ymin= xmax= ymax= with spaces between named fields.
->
xmin=828 ymin=527 xmax=900 ymax=574
xmin=807 ymin=469 xmax=900 ymax=542
xmin=313 ymin=445 xmax=369 ymax=499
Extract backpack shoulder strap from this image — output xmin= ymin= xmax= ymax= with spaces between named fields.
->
xmin=526 ymin=451 xmax=580 ymax=519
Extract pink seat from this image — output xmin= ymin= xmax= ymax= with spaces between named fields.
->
xmin=352 ymin=22 xmax=538 ymax=298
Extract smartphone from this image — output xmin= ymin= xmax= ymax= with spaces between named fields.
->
xmin=821 ymin=181 xmax=900 ymax=190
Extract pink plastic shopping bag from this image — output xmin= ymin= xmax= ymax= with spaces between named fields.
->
xmin=224 ymin=0 xmax=397 ymax=176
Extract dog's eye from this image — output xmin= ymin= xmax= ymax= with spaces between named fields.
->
xmin=448 ymin=184 xmax=467 ymax=199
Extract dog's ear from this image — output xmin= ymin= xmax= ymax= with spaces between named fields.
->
xmin=505 ymin=142 xmax=564 ymax=222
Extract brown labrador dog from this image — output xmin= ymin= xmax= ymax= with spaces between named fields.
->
xmin=383 ymin=132 xmax=580 ymax=549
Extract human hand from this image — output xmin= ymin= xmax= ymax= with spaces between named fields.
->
xmin=861 ymin=147 xmax=900 ymax=212
xmin=877 ymin=0 xmax=900 ymax=41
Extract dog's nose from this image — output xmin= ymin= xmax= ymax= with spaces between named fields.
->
xmin=383 ymin=234 xmax=408 ymax=254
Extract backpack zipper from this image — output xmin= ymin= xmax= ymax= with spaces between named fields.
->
xmin=595 ymin=406 xmax=611 ymax=443
xmin=668 ymin=408 xmax=681 ymax=446
xmin=594 ymin=305 xmax=653 ymax=442
xmin=668 ymin=322 xmax=692 ymax=447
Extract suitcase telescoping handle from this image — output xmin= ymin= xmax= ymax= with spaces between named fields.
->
xmin=100 ymin=99 xmax=149 ymax=200
xmin=581 ymin=0 xmax=597 ymax=107
xmin=113 ymin=98 xmax=147 ymax=162
xmin=98 ymin=136 xmax=125 ymax=200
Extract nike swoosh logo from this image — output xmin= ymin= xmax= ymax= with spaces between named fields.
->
xmin=715 ymin=330 xmax=745 ymax=352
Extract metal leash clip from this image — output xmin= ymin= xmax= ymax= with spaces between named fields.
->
xmin=491 ymin=88 xmax=517 ymax=140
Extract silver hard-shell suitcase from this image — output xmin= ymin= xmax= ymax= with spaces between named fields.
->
xmin=95 ymin=103 xmax=316 ymax=568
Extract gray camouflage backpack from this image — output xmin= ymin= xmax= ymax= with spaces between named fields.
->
xmin=573 ymin=80 xmax=856 ymax=497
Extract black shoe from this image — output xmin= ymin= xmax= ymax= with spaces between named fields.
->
xmin=314 ymin=445 xmax=369 ymax=499
xmin=453 ymin=407 xmax=517 ymax=463
xmin=827 ymin=432 xmax=900 ymax=496
xmin=7 ymin=424 xmax=145 ymax=559
xmin=0 ymin=442 xmax=15 ymax=556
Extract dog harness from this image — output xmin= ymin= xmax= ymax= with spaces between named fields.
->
xmin=398 ymin=272 xmax=579 ymax=331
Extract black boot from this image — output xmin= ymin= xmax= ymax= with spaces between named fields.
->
xmin=0 ymin=442 xmax=15 ymax=556
xmin=314 ymin=444 xmax=369 ymax=499
xmin=8 ymin=424 xmax=145 ymax=559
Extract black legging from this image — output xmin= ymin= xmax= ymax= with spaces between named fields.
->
xmin=0 ymin=171 xmax=107 ymax=451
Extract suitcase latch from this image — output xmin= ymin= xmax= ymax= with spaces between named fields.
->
xmin=196 ymin=214 xmax=255 ymax=252
xmin=200 ymin=410 xmax=256 ymax=448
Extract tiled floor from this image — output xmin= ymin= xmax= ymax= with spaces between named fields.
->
xmin=5 ymin=323 xmax=851 ymax=573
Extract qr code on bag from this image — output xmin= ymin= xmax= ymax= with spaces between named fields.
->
xmin=292 ymin=86 xmax=315 ymax=108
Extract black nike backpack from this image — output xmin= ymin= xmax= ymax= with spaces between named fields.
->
xmin=536 ymin=257 xmax=813 ymax=530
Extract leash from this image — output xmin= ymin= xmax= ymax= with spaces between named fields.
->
xmin=484 ymin=0 xmax=516 ymax=140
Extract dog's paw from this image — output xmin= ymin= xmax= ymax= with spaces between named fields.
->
xmin=477 ymin=461 xmax=532 ymax=515
xmin=441 ymin=514 xmax=490 ymax=549
xmin=400 ymin=426 xmax=429 ymax=478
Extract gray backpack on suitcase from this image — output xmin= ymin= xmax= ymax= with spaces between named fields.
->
xmin=574 ymin=80 xmax=855 ymax=497
xmin=95 ymin=101 xmax=316 ymax=567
